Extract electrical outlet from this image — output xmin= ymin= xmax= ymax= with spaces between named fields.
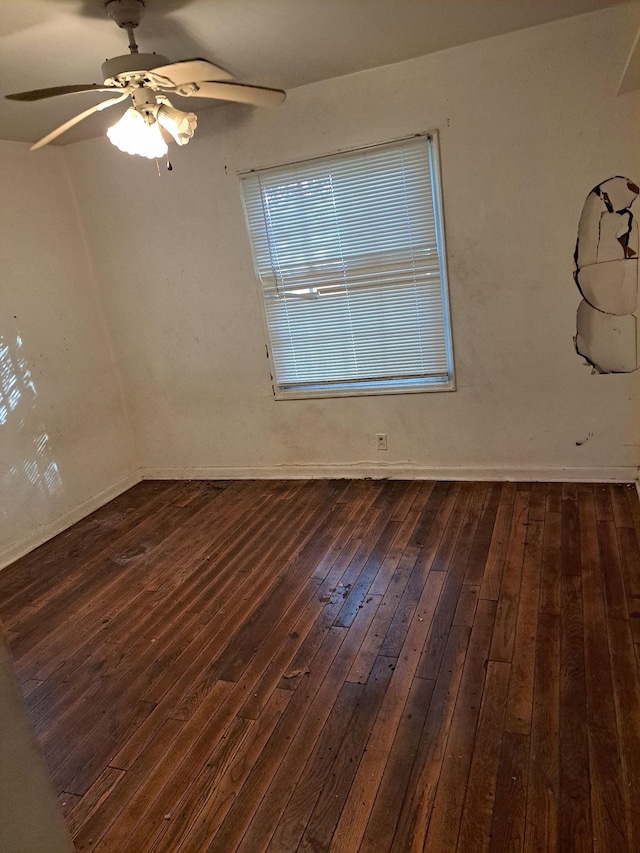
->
xmin=376 ymin=433 xmax=388 ymax=451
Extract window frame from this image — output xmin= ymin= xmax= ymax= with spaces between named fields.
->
xmin=239 ymin=131 xmax=456 ymax=400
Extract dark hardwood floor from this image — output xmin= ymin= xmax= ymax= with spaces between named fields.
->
xmin=1 ymin=479 xmax=640 ymax=852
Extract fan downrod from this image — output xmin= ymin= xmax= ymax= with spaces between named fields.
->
xmin=105 ymin=0 xmax=145 ymax=53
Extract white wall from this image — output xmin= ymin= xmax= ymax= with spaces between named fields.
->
xmin=0 ymin=141 xmax=138 ymax=568
xmin=65 ymin=6 xmax=640 ymax=482
xmin=0 ymin=624 xmax=74 ymax=853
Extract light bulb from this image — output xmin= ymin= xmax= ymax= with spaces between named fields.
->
xmin=157 ymin=104 xmax=197 ymax=146
xmin=107 ymin=107 xmax=168 ymax=159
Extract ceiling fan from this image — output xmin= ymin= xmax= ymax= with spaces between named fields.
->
xmin=5 ymin=0 xmax=286 ymax=158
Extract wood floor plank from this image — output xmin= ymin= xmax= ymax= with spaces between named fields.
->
xmin=16 ymin=492 xmax=258 ymax=679
xmin=64 ymin=700 xmax=158 ymax=797
xmin=159 ymin=689 xmax=293 ymax=853
xmin=523 ymin=613 xmax=559 ymax=853
xmin=594 ymin=484 xmax=614 ymax=522
xmin=416 ymin=484 xmax=488 ymax=680
xmin=452 ymin=583 xmax=479 ymax=627
xmin=479 ymin=500 xmax=515 ymax=601
xmin=198 ymin=589 xmax=379 ymax=852
xmin=579 ymin=491 xmax=629 ymax=853
xmin=165 ymin=502 xmax=360 ymax=744
xmin=96 ymin=700 xmax=252 ymax=853
xmin=528 ymin=482 xmax=547 ymax=522
xmin=561 ymin=485 xmax=581 ymax=576
xmin=457 ymin=660 xmax=511 ymax=853
xmin=367 ymin=484 xmax=436 ymax=598
xmin=390 ymin=481 xmax=430 ymax=522
xmin=424 ymin=599 xmax=496 ymax=851
xmin=359 ymin=676 xmax=436 ymax=853
xmin=219 ymin=595 xmax=383 ymax=853
xmin=0 ymin=481 xmax=181 ymax=614
xmin=19 ymin=676 xmax=43 ymax=698
xmin=13 ymin=481 xmax=260 ymax=681
xmin=115 ymin=559 xmax=338 ymax=771
xmin=618 ymin=526 xmax=640 ymax=616
xmin=42 ymin=484 xmax=319 ymax=786
xmin=611 ymin=484 xmax=634 ymax=529
xmin=488 ymin=731 xmax=529 ymax=853
xmin=44 ymin=603 xmax=217 ymax=789
xmin=378 ymin=483 xmax=458 ymax=658
xmin=504 ymin=516 xmax=544 ymax=735
xmin=145 ymin=486 xmax=344 ymax=718
xmin=343 ymin=488 xmax=436 ymax=686
xmin=626 ymin=483 xmax=640 ymax=542
xmin=598 ymin=519 xmax=629 ymax=620
xmin=327 ymin=572 xmax=446 ymax=853
xmin=489 ymin=489 xmax=530 ymax=662
xmin=58 ymin=791 xmax=82 ymax=819
xmin=559 ymin=573 xmax=593 ymax=851
xmin=7 ymin=486 xmax=216 ymax=662
xmin=500 ymin=482 xmax=518 ymax=505
xmin=265 ymin=680 xmax=364 ymax=852
xmin=237 ymin=577 xmax=352 ymax=718
xmin=71 ymin=716 xmax=186 ymax=851
xmin=388 ymin=626 xmax=471 ymax=853
xmin=295 ymin=656 xmax=396 ymax=853
xmin=332 ymin=519 xmax=403 ymax=628
xmin=64 ymin=767 xmax=126 ymax=838
xmin=546 ymin=483 xmax=562 ymax=514
xmin=24 ymin=589 xmax=154 ymax=729
xmin=99 ymin=682 xmax=231 ymax=844
xmin=463 ymin=483 xmax=501 ymax=586
xmin=539 ymin=508 xmax=561 ymax=616
xmin=607 ymin=615 xmax=640 ymax=850
xmin=311 ymin=486 xmax=385 ymax=581
xmin=2 ymin=479 xmax=639 ymax=853
xmin=428 ymin=483 xmax=473 ymax=572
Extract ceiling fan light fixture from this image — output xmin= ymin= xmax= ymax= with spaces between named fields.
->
xmin=157 ymin=103 xmax=197 ymax=146
xmin=6 ymin=0 xmax=285 ymax=154
xmin=106 ymin=106 xmax=168 ymax=158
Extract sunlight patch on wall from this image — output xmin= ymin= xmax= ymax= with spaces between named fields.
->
xmin=1 ymin=333 xmax=62 ymax=497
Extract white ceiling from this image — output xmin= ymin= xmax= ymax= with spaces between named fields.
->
xmin=0 ymin=0 xmax=636 ymax=145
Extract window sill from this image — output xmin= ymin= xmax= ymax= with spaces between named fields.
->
xmin=273 ymin=376 xmax=455 ymax=400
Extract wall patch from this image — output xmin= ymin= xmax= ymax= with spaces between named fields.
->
xmin=574 ymin=176 xmax=639 ymax=373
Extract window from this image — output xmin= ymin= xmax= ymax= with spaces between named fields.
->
xmin=240 ymin=134 xmax=454 ymax=399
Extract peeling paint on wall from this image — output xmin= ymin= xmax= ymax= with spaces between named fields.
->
xmin=574 ymin=176 xmax=639 ymax=373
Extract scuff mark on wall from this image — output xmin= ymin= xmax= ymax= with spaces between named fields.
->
xmin=574 ymin=176 xmax=639 ymax=373
xmin=575 ymin=432 xmax=593 ymax=446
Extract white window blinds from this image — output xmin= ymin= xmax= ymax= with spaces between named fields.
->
xmin=240 ymin=134 xmax=454 ymax=398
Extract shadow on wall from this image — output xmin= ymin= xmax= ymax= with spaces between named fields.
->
xmin=574 ymin=176 xmax=639 ymax=374
xmin=1 ymin=332 xmax=62 ymax=499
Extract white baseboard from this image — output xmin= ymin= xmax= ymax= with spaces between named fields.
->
xmin=142 ymin=463 xmax=638 ymax=483
xmin=0 ymin=469 xmax=142 ymax=572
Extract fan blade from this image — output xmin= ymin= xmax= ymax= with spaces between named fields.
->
xmin=149 ymin=59 xmax=232 ymax=86
xmin=30 ymin=91 xmax=130 ymax=150
xmin=176 ymin=81 xmax=285 ymax=107
xmin=6 ymin=84 xmax=120 ymax=102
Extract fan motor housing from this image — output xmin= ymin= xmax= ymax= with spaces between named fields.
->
xmin=102 ymin=54 xmax=171 ymax=84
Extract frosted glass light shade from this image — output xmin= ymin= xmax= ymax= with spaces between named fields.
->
xmin=107 ymin=107 xmax=168 ymax=159
xmin=157 ymin=105 xmax=197 ymax=146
